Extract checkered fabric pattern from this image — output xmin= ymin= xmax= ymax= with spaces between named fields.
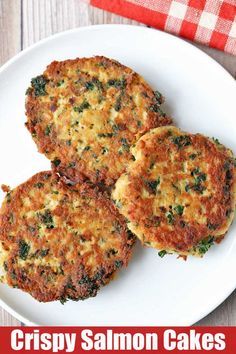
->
xmin=90 ymin=0 xmax=236 ymax=55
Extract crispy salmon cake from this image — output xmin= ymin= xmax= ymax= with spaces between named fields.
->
xmin=0 ymin=172 xmax=135 ymax=302
xmin=25 ymin=56 xmax=171 ymax=186
xmin=112 ymin=126 xmax=236 ymax=257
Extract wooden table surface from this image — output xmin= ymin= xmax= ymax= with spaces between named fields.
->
xmin=0 ymin=0 xmax=235 ymax=326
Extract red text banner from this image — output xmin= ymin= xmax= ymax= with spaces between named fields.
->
xmin=0 ymin=327 xmax=235 ymax=353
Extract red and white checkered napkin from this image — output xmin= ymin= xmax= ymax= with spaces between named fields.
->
xmin=90 ymin=0 xmax=236 ymax=55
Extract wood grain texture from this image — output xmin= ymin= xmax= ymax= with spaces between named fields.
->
xmin=22 ymin=0 xmax=139 ymax=48
xmin=0 ymin=0 xmax=235 ymax=326
xmin=0 ymin=0 xmax=21 ymax=65
xmin=0 ymin=0 xmax=22 ymax=327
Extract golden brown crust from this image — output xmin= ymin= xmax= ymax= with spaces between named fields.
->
xmin=112 ymin=126 xmax=236 ymax=257
xmin=0 ymin=171 xmax=135 ymax=302
xmin=25 ymin=56 xmax=171 ymax=186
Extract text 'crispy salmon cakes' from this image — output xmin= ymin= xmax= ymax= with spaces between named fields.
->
xmin=112 ymin=126 xmax=236 ymax=258
xmin=25 ymin=56 xmax=171 ymax=186
xmin=0 ymin=172 xmax=135 ymax=303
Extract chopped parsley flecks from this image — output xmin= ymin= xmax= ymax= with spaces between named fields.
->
xmin=38 ymin=210 xmax=54 ymax=229
xmin=92 ymin=78 xmax=103 ymax=91
xmin=19 ymin=240 xmax=30 ymax=260
xmin=224 ymin=161 xmax=231 ymax=171
xmin=144 ymin=177 xmax=160 ymax=194
xmin=93 ymin=269 xmax=106 ymax=282
xmin=191 ymin=167 xmax=200 ymax=176
xmin=56 ymin=79 xmax=64 ymax=87
xmin=194 ymin=236 xmax=214 ymax=255
xmin=195 ymin=173 xmax=207 ymax=183
xmin=60 ymin=297 xmax=68 ymax=305
xmin=25 ymin=87 xmax=32 ymax=95
xmin=97 ymin=61 xmax=107 ymax=68
xmin=71 ymin=120 xmax=79 ymax=128
xmin=114 ymin=260 xmax=123 ymax=269
xmin=224 ymin=161 xmax=233 ymax=191
xmin=186 ymin=168 xmax=207 ymax=194
xmin=78 ymin=275 xmax=91 ymax=285
xmin=149 ymin=161 xmax=155 ymax=169
xmin=31 ymin=75 xmax=48 ymax=96
xmin=172 ymin=183 xmax=180 ymax=192
xmin=113 ymin=220 xmax=123 ymax=233
xmin=68 ymin=161 xmax=76 ymax=168
xmin=149 ymin=216 xmax=160 ymax=227
xmin=166 ymin=211 xmax=174 ymax=225
xmin=6 ymin=192 xmax=11 ymax=203
xmin=120 ymin=138 xmax=130 ymax=152
xmin=66 ymin=281 xmax=77 ymax=291
xmin=212 ymin=137 xmax=221 ymax=145
xmin=192 ymin=168 xmax=206 ymax=193
xmin=52 ymin=190 xmax=59 ymax=195
xmin=127 ymin=230 xmax=134 ymax=240
xmin=180 ymin=220 xmax=186 ymax=228
xmin=114 ymin=96 xmax=122 ymax=112
xmin=107 ymin=78 xmax=126 ymax=90
xmin=85 ymin=79 xmax=103 ymax=92
xmin=74 ymin=100 xmax=90 ymax=113
xmin=106 ymin=248 xmax=118 ymax=258
xmin=10 ymin=271 xmax=17 ymax=280
xmin=98 ymin=132 xmax=114 ymax=138
xmin=137 ymin=120 xmax=142 ymax=128
xmin=149 ymin=104 xmax=166 ymax=116
xmin=85 ymin=81 xmax=95 ymax=90
xmin=43 ymin=173 xmax=51 ymax=180
xmin=77 ymin=274 xmax=99 ymax=297
xmin=158 ymin=250 xmax=167 ymax=258
xmin=172 ymin=135 xmax=191 ymax=149
xmin=207 ymin=222 xmax=218 ymax=230
xmin=185 ymin=184 xmax=191 ymax=192
xmin=28 ymin=226 xmax=36 ymax=233
xmin=34 ymin=182 xmax=44 ymax=189
xmin=154 ymin=90 xmax=163 ymax=105
xmin=101 ymin=146 xmax=109 ymax=154
xmin=112 ymin=123 xmax=121 ymax=132
xmin=40 ymin=249 xmax=49 ymax=257
xmin=174 ymin=205 xmax=184 ymax=216
xmin=192 ymin=183 xmax=206 ymax=193
xmin=52 ymin=158 xmax=61 ymax=167
xmin=189 ymin=153 xmax=197 ymax=160
xmin=45 ymin=125 xmax=51 ymax=136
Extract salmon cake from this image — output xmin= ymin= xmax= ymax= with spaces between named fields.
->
xmin=25 ymin=56 xmax=171 ymax=186
xmin=0 ymin=172 xmax=135 ymax=302
xmin=112 ymin=126 xmax=236 ymax=257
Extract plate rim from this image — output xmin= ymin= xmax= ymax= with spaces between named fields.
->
xmin=0 ymin=23 xmax=235 ymax=326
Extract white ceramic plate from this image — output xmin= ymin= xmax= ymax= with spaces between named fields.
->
xmin=0 ymin=25 xmax=235 ymax=326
